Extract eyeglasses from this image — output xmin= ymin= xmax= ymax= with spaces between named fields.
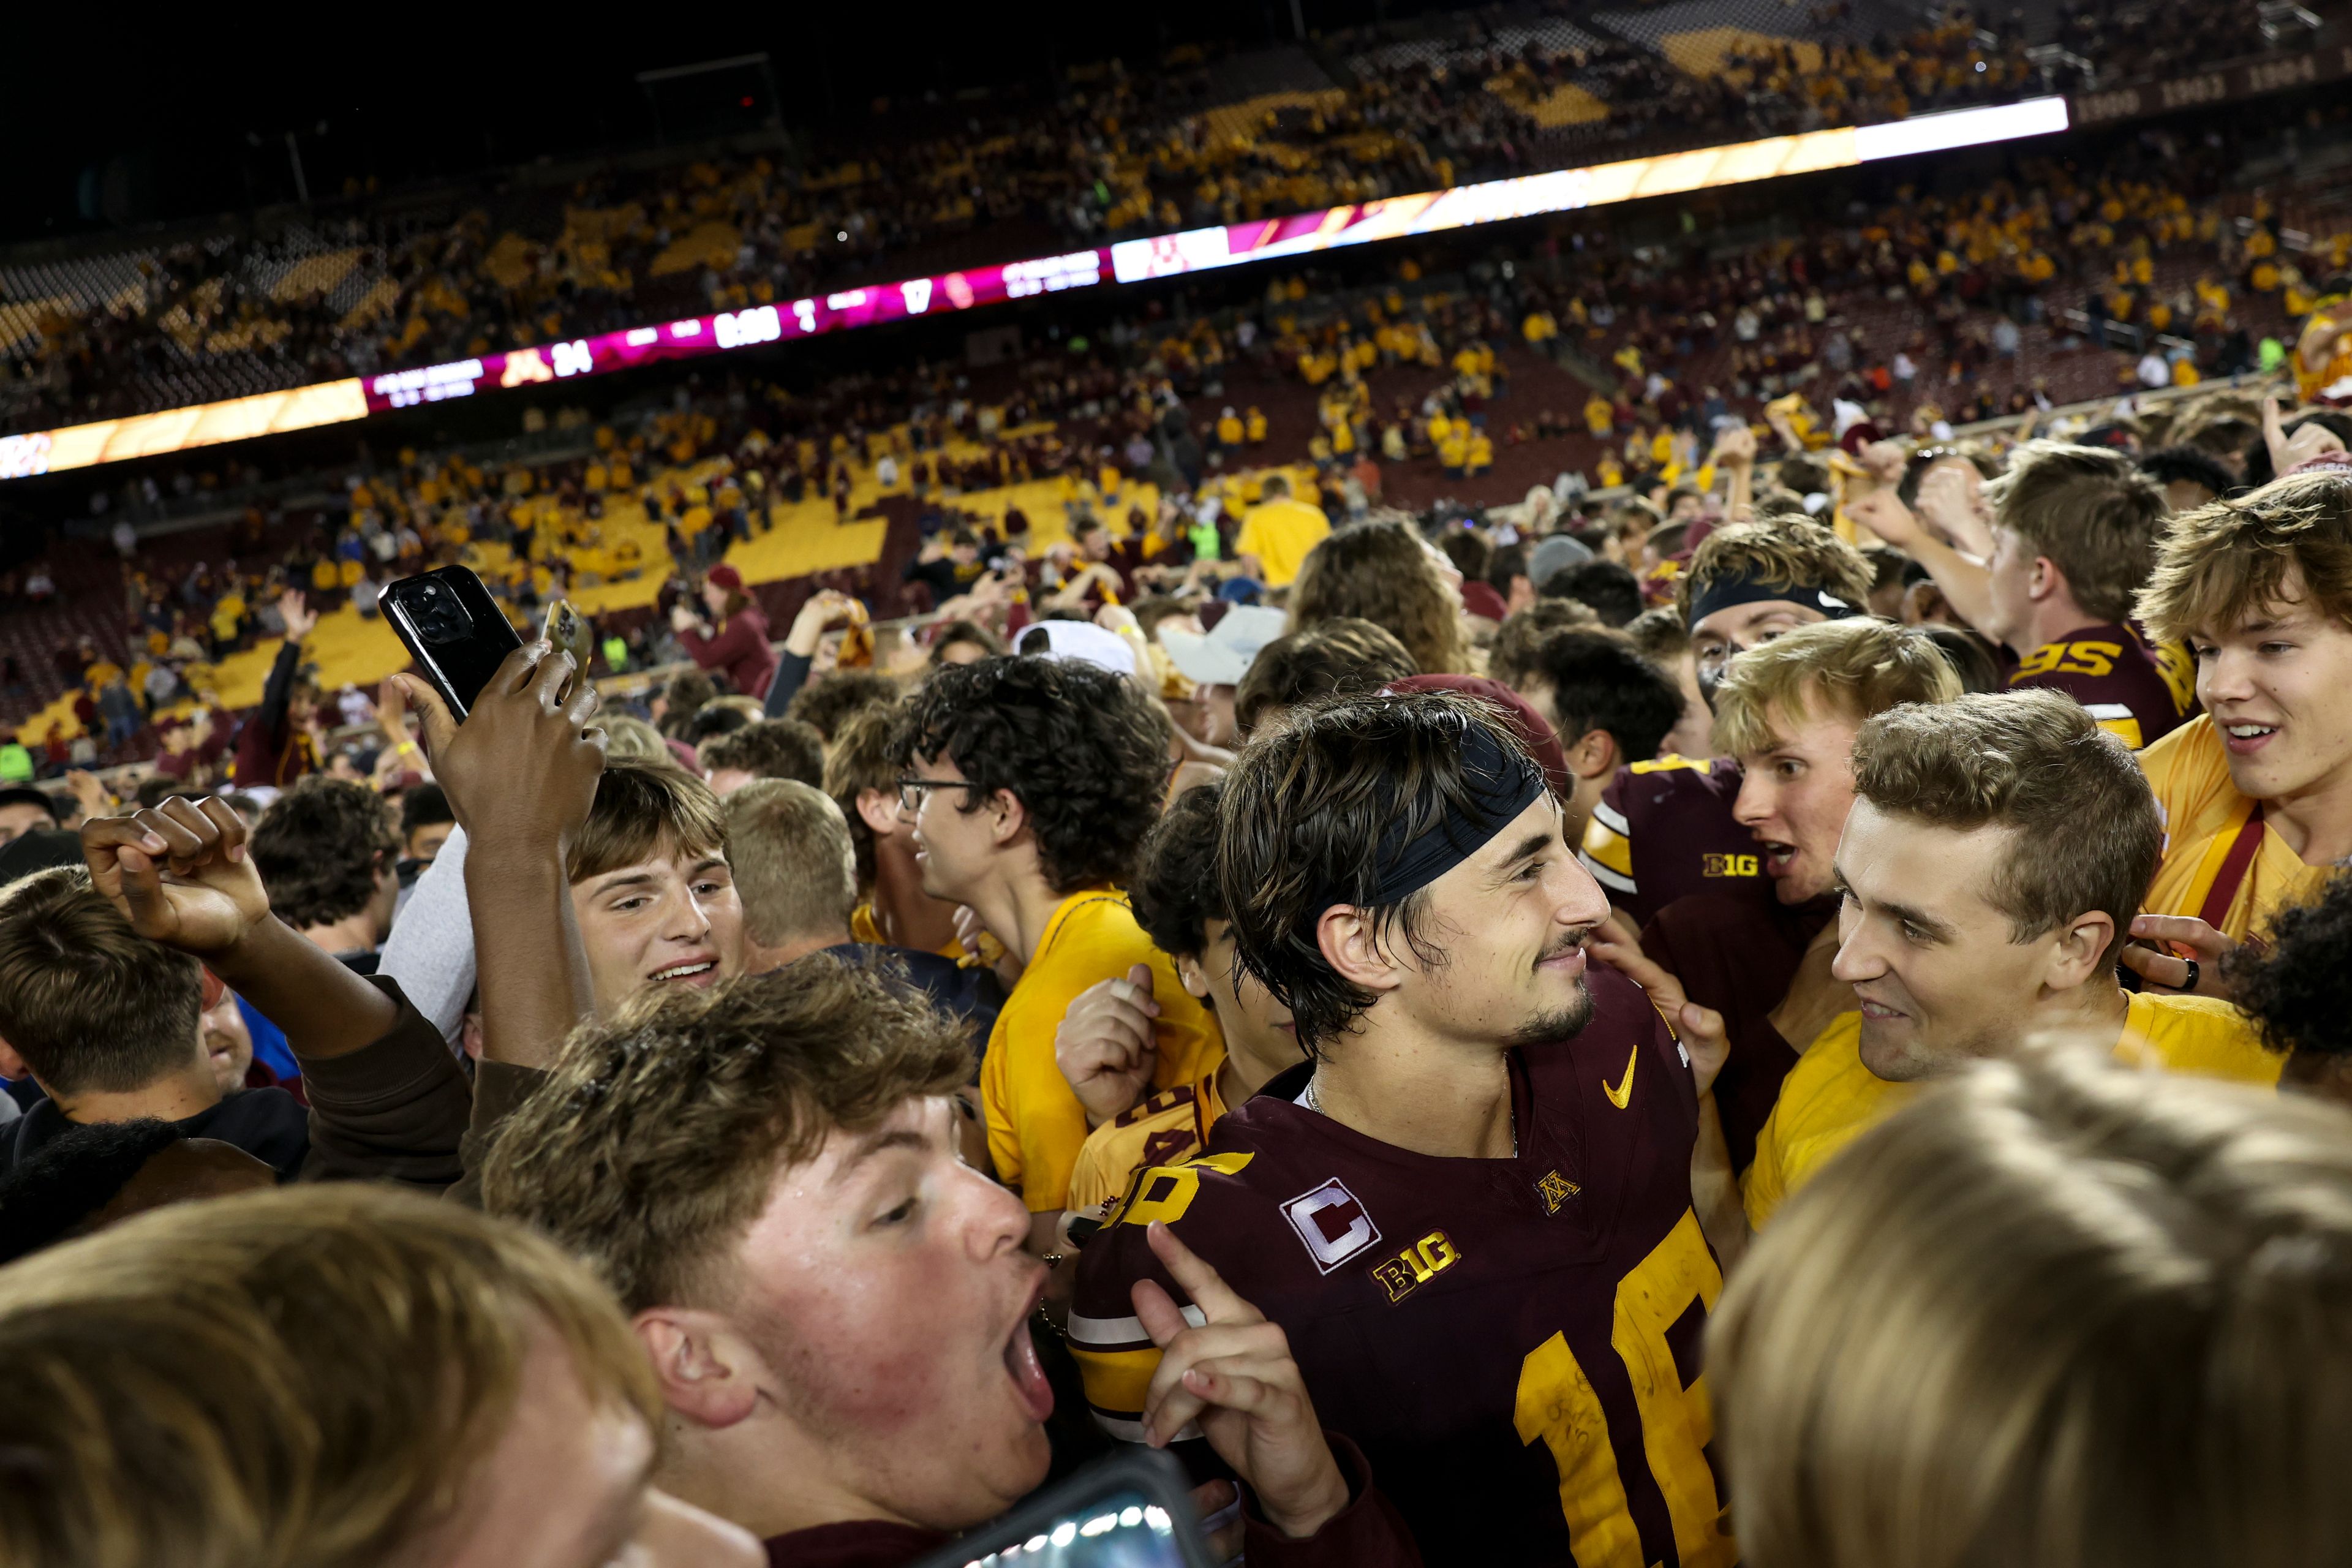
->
xmin=896 ymin=777 xmax=982 ymax=814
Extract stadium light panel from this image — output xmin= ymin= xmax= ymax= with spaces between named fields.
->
xmin=0 ymin=99 xmax=2068 ymax=481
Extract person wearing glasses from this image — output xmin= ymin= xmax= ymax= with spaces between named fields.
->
xmin=892 ymin=657 xmax=1223 ymax=1259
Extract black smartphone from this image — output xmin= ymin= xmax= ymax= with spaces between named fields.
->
xmin=382 ymin=565 xmax=525 ymax=720
xmin=905 ymin=1449 xmax=1215 ymax=1568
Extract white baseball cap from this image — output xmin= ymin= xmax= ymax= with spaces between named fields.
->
xmin=1158 ymin=605 xmax=1290 ymax=688
xmin=1016 ymin=619 xmax=1138 ymax=679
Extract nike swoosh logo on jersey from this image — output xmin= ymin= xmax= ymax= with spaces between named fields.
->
xmin=1602 ymin=1045 xmax=1638 ymax=1109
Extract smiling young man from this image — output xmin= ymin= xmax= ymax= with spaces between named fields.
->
xmin=566 ymin=760 xmax=744 ymax=1009
xmin=892 ymin=657 xmax=1220 ymax=1235
xmin=1845 ymin=441 xmax=2195 ymax=748
xmin=1072 ymin=692 xmax=1733 ymax=1568
xmin=1734 ymin=691 xmax=2279 ymax=1235
xmin=2128 ymin=469 xmax=2352 ymax=969
xmin=1063 ymin=782 xmax=1303 ymax=1214
xmin=1580 ymin=519 xmax=1872 ymax=927
xmin=1638 ymin=619 xmax=1960 ymax=1177
xmin=484 ymin=964 xmax=1401 ymax=1568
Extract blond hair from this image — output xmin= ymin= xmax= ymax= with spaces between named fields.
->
xmin=1711 ymin=617 xmax=1962 ymax=758
xmin=723 ymin=778 xmax=858 ymax=948
xmin=1676 ymin=518 xmax=1874 ymax=625
xmin=1852 ymin=690 xmax=2160 ymax=967
xmin=0 ymin=1185 xmax=655 ymax=1568
xmin=1984 ymin=440 xmax=2169 ymax=624
xmin=2135 ymin=468 xmax=2352 ymax=643
xmin=1712 ymin=1050 xmax=2352 ymax=1568
xmin=483 ymin=963 xmax=970 ymax=1312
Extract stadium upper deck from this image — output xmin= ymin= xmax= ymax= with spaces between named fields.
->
xmin=0 ymin=0 xmax=2331 ymax=462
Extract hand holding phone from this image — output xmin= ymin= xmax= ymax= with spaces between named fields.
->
xmin=389 ymin=641 xmax=605 ymax=860
xmin=382 ymin=567 xmax=525 ymax=720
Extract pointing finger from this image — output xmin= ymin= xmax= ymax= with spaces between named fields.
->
xmin=1146 ymin=1221 xmax=1262 ymax=1328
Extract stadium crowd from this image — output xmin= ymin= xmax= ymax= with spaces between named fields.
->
xmin=8 ymin=226 xmax=2352 ymax=1561
xmin=12 ymin=9 xmax=2352 ymax=1561
xmin=1 ymin=0 xmax=2315 ymax=433
xmin=10 ymin=105 xmax=2346 ymax=779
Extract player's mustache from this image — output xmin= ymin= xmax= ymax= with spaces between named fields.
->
xmin=1535 ymin=927 xmax=1593 ymax=968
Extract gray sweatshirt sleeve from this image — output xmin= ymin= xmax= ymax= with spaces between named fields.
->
xmin=380 ymin=824 xmax=477 ymax=1047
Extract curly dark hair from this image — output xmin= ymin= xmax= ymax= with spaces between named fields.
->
xmin=1131 ymin=783 xmax=1227 ymax=961
xmin=786 ymin=670 xmax=901 ymax=742
xmin=1217 ymin=690 xmax=1529 ymax=1055
xmin=2225 ymin=874 xmax=2352 ymax=1061
xmin=251 ymin=777 xmax=398 ymax=931
xmin=892 ymin=655 xmax=1172 ymax=894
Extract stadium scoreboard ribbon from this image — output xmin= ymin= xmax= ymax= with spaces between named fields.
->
xmin=0 ymin=98 xmax=2068 ymax=481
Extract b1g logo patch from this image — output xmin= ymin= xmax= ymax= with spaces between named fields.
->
xmin=1281 ymin=1178 xmax=1382 ymax=1274
xmin=1703 ymin=853 xmax=1760 ymax=878
xmin=1371 ymin=1231 xmax=1462 ymax=1303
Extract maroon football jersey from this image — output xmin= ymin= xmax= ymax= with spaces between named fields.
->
xmin=1069 ymin=968 xmax=1734 ymax=1568
xmin=1578 ymin=755 xmax=1772 ymax=929
xmin=2003 ymin=622 xmax=2196 ymax=750
xmin=1642 ymin=891 xmax=1831 ymax=1173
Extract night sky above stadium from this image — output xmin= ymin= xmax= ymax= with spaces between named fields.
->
xmin=2 ymin=1 xmax=1425 ymax=244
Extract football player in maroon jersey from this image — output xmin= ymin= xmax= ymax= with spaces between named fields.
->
xmin=1580 ymin=519 xmax=1874 ymax=927
xmin=1072 ymin=691 xmax=1734 ymax=1568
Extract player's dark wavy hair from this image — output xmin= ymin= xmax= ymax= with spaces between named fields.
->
xmin=894 ymin=655 xmax=1172 ymax=895
xmin=1218 ymin=690 xmax=1527 ymax=1056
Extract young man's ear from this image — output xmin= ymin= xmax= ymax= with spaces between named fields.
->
xmin=0 ymin=1033 xmax=29 ymax=1083
xmin=854 ymin=787 xmax=899 ymax=839
xmin=986 ymin=787 xmax=1029 ymax=850
xmin=1562 ymin=726 xmax=1620 ymax=783
xmin=1317 ymin=906 xmax=1406 ymax=997
xmin=2046 ymin=910 xmax=2118 ymax=992
xmin=1173 ymin=951 xmax=1216 ymax=1006
xmin=633 ymin=1310 xmax=763 ymax=1430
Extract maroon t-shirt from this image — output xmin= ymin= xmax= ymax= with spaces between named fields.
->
xmin=2002 ymin=622 xmax=2196 ymax=750
xmin=1071 ymin=967 xmax=1730 ymax=1568
xmin=1578 ymin=756 xmax=1772 ymax=929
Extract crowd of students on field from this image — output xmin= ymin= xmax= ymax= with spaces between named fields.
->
xmin=9 ymin=285 xmax=2352 ymax=1564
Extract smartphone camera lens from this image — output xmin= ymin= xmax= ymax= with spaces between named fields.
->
xmin=410 ymin=579 xmax=475 ymax=644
